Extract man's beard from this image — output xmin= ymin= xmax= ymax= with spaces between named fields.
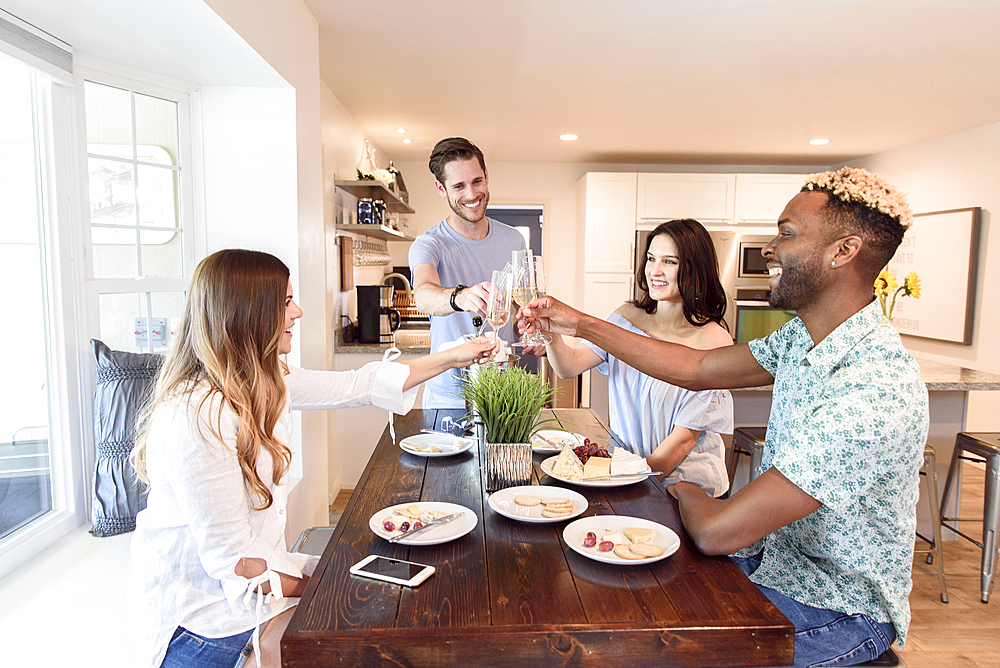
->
xmin=449 ymin=191 xmax=490 ymax=223
xmin=769 ymin=252 xmax=825 ymax=311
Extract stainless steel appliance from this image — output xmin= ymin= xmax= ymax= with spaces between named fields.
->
xmin=633 ymin=229 xmax=793 ymax=342
xmin=357 ymin=285 xmax=401 ymax=344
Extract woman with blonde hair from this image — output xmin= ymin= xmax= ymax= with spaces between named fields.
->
xmin=125 ymin=249 xmax=494 ymax=668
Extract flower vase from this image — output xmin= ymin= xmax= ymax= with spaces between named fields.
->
xmin=485 ymin=442 xmax=532 ymax=492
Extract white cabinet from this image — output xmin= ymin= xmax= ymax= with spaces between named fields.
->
xmin=583 ymin=273 xmax=633 ymax=319
xmin=582 ymin=172 xmax=637 ymax=274
xmin=636 ymin=173 xmax=735 ymax=224
xmin=733 ymin=174 xmax=806 ymax=225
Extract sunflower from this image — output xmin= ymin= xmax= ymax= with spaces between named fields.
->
xmin=874 ymin=269 xmax=897 ymax=297
xmin=903 ymin=272 xmax=921 ymax=299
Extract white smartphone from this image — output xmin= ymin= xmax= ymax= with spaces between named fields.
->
xmin=349 ymin=555 xmax=436 ymax=587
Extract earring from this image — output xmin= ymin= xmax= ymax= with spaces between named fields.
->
xmin=831 ymin=261 xmax=836 ymax=267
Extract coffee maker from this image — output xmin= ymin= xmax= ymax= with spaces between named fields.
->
xmin=357 ymin=285 xmax=401 ymax=344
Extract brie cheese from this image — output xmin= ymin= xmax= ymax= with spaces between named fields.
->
xmin=553 ymin=444 xmax=584 ymax=481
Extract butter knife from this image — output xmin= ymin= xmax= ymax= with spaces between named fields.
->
xmin=388 ymin=512 xmax=464 ymax=542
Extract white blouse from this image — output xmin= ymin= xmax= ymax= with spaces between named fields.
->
xmin=125 ymin=363 xmax=416 ymax=668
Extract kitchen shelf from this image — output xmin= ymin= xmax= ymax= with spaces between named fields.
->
xmin=334 ymin=180 xmax=414 ymax=214
xmin=336 ymin=224 xmax=413 ymax=241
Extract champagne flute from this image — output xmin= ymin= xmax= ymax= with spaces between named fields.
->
xmin=510 ymin=250 xmax=549 ymax=345
xmin=524 ymin=255 xmax=551 ymax=344
xmin=484 ymin=268 xmax=512 ymax=367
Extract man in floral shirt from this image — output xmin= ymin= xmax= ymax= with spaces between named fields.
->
xmin=523 ymin=167 xmax=928 ymax=667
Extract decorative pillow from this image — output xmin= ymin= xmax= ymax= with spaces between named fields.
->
xmin=90 ymin=339 xmax=163 ymax=537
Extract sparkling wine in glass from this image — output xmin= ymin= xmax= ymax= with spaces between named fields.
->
xmin=486 ymin=268 xmax=512 ymax=333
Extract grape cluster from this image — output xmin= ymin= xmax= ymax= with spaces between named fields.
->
xmin=573 ymin=438 xmax=610 ymax=464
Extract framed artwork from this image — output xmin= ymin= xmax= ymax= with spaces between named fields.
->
xmin=884 ymin=207 xmax=981 ymax=345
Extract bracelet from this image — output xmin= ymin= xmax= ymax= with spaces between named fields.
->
xmin=449 ymin=284 xmax=468 ymax=312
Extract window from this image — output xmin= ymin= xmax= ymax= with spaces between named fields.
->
xmin=79 ymin=70 xmax=196 ymax=354
xmin=0 ymin=55 xmax=54 ymax=542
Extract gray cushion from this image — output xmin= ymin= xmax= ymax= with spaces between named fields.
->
xmin=90 ymin=339 xmax=163 ymax=536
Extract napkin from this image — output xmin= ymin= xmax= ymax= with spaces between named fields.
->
xmin=610 ymin=447 xmax=649 ymax=475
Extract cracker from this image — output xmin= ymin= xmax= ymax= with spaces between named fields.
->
xmin=628 ymin=543 xmax=663 ymax=558
xmin=541 ymin=497 xmax=571 ymax=506
xmin=542 ymin=507 xmax=575 ymax=518
xmin=514 ymin=494 xmax=542 ymax=507
xmin=613 ymin=544 xmax=646 ymax=560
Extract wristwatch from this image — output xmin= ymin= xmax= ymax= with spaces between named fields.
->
xmin=449 ymin=284 xmax=468 ymax=312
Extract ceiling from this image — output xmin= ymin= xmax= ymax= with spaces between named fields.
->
xmin=304 ymin=0 xmax=1000 ymax=165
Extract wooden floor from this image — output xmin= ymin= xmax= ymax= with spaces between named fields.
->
xmin=329 ymin=464 xmax=998 ymax=667
xmin=900 ymin=462 xmax=999 ymax=668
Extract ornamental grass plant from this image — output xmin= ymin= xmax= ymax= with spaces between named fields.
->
xmin=459 ymin=366 xmax=559 ymax=444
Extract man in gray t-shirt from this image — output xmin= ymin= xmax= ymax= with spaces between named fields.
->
xmin=408 ymin=137 xmax=525 ymax=408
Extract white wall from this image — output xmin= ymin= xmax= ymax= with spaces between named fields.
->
xmin=205 ymin=0 xmax=330 ymax=537
xmin=850 ymin=122 xmax=1000 ymax=428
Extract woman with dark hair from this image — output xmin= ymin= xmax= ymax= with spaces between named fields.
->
xmin=125 ymin=249 xmax=495 ymax=668
xmin=545 ymin=219 xmax=733 ymax=496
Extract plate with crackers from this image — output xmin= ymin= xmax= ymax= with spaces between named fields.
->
xmin=530 ymin=429 xmax=585 ymax=454
xmin=563 ymin=516 xmax=680 ymax=565
xmin=488 ymin=485 xmax=588 ymax=523
xmin=398 ymin=433 xmax=476 ymax=458
xmin=369 ymin=501 xmax=478 ymax=545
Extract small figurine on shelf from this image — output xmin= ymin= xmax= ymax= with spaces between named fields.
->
xmin=356 ymin=138 xmax=376 ymax=180
xmin=388 ymin=161 xmax=408 ymax=204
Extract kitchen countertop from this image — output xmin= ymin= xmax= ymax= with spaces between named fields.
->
xmin=335 ymin=326 xmax=431 ymax=354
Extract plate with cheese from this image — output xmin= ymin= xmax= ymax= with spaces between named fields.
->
xmin=399 ymin=433 xmax=476 ymax=458
xmin=563 ymin=516 xmax=680 ymax=565
xmin=530 ymin=429 xmax=585 ymax=454
xmin=540 ymin=444 xmax=651 ymax=487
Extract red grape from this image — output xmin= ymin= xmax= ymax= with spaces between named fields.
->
xmin=583 ymin=531 xmax=597 ymax=548
xmin=399 ymin=521 xmax=410 ymax=532
xmin=382 ymin=520 xmax=395 ymax=532
xmin=599 ymin=541 xmax=614 ymax=552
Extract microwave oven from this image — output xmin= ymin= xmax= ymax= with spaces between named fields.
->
xmin=737 ymin=239 xmax=772 ymax=279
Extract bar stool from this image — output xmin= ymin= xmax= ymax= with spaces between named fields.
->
xmin=939 ymin=432 xmax=1000 ymax=603
xmin=913 ymin=445 xmax=948 ymax=603
xmin=855 ymin=647 xmax=905 ymax=667
xmin=728 ymin=426 xmax=766 ymax=488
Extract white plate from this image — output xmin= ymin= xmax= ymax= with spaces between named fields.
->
xmin=369 ymin=501 xmax=478 ymax=545
xmin=540 ymin=455 xmax=651 ymax=487
xmin=563 ymin=516 xmax=680 ymax=565
xmin=488 ymin=485 xmax=588 ymax=523
xmin=398 ymin=433 xmax=476 ymax=458
xmin=530 ymin=429 xmax=585 ymax=454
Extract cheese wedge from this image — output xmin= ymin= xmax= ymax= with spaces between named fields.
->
xmin=583 ymin=456 xmax=611 ymax=479
xmin=553 ymin=444 xmax=584 ymax=481
xmin=623 ymin=527 xmax=655 ymax=544
xmin=602 ymin=531 xmax=628 ymax=546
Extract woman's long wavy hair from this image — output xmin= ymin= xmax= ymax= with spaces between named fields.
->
xmin=632 ymin=219 xmax=729 ymax=329
xmin=131 ymin=249 xmax=292 ymax=510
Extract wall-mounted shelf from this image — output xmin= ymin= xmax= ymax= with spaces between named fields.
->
xmin=335 ymin=224 xmax=413 ymax=241
xmin=334 ymin=180 xmax=414 ymax=214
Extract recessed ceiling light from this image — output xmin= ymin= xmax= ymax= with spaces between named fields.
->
xmin=396 ymin=127 xmax=406 ymax=134
xmin=402 ymin=138 xmax=411 ymax=144
xmin=809 ymin=138 xmax=830 ymax=145
xmin=560 ymin=134 xmax=578 ymax=141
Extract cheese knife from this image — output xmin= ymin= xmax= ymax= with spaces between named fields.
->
xmin=388 ymin=512 xmax=464 ymax=542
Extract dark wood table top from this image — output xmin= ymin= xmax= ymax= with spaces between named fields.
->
xmin=283 ymin=408 xmax=793 ymax=667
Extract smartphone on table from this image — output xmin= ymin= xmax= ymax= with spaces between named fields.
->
xmin=349 ymin=555 xmax=435 ymax=587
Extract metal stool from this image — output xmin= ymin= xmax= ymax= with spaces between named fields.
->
xmin=939 ymin=432 xmax=1000 ymax=603
xmin=913 ymin=445 xmax=948 ymax=603
xmin=291 ymin=525 xmax=336 ymax=556
xmin=728 ymin=426 xmax=766 ymax=488
xmin=855 ymin=647 xmax=905 ymax=667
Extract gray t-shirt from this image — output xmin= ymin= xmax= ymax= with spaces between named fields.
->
xmin=408 ymin=217 xmax=526 ymax=407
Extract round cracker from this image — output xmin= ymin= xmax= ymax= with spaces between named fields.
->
xmin=614 ymin=544 xmax=646 ymax=560
xmin=542 ymin=507 xmax=575 ymax=518
xmin=514 ymin=494 xmax=542 ymax=507
xmin=541 ymin=497 xmax=571 ymax=506
xmin=543 ymin=501 xmax=574 ymax=510
xmin=628 ymin=543 xmax=663 ymax=558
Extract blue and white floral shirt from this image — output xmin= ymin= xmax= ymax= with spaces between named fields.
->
xmin=744 ymin=299 xmax=928 ymax=646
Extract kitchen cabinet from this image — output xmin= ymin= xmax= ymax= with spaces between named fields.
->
xmin=583 ymin=272 xmax=633 ymax=320
xmin=582 ymin=172 xmax=636 ymax=274
xmin=733 ymin=174 xmax=806 ymax=224
xmin=636 ymin=173 xmax=735 ymax=224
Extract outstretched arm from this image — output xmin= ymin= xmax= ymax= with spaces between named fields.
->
xmin=522 ymin=296 xmax=773 ymax=391
xmin=544 ymin=333 xmax=602 ymax=378
xmin=401 ymin=337 xmax=497 ymax=392
xmin=412 ymin=263 xmax=491 ymax=317
xmin=670 ymin=468 xmax=821 ymax=555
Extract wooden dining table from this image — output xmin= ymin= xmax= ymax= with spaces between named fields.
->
xmin=282 ymin=408 xmax=793 ymax=667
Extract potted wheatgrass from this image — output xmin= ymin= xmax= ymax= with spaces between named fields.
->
xmin=458 ymin=365 xmax=558 ymax=491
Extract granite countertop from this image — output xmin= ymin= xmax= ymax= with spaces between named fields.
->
xmin=335 ymin=327 xmax=431 ymax=355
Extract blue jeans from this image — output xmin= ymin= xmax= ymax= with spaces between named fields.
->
xmin=732 ymin=553 xmax=896 ymax=668
xmin=160 ymin=626 xmax=254 ymax=668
